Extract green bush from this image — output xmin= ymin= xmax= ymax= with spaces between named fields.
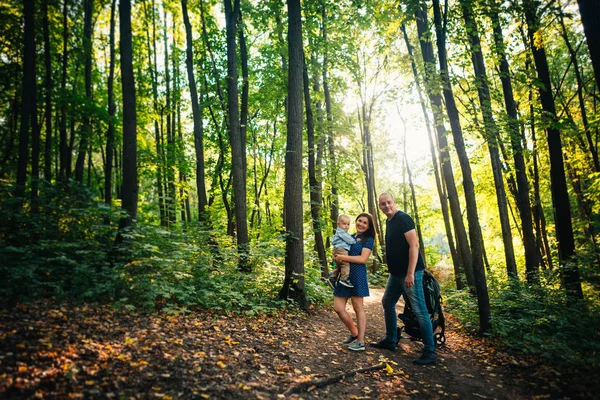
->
xmin=442 ymin=275 xmax=600 ymax=369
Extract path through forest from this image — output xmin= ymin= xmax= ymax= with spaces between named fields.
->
xmin=0 ymin=289 xmax=594 ymax=399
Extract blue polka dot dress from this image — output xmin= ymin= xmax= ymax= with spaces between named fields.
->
xmin=333 ymin=235 xmax=373 ymax=298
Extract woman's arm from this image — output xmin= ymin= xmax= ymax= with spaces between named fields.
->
xmin=334 ymin=247 xmax=372 ymax=264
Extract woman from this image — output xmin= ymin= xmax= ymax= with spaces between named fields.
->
xmin=332 ymin=212 xmax=376 ymax=351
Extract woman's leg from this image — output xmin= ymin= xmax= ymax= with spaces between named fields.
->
xmin=333 ymin=296 xmax=358 ymax=337
xmin=351 ymin=296 xmax=366 ymax=343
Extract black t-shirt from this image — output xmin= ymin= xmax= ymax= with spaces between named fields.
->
xmin=385 ymin=210 xmax=425 ymax=276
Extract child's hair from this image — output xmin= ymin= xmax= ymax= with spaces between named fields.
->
xmin=337 ymin=214 xmax=351 ymax=224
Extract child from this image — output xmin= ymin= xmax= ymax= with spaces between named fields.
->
xmin=328 ymin=214 xmax=356 ymax=289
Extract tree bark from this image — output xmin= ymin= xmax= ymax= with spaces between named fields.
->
xmin=15 ymin=0 xmax=37 ymax=206
xmin=322 ymin=4 xmax=338 ymax=241
xmin=59 ymin=0 xmax=69 ymax=182
xmin=401 ymin=23 xmax=462 ymax=289
xmin=119 ymin=0 xmax=138 ymax=225
xmin=304 ymin=53 xmax=328 ymax=276
xmin=182 ymin=0 xmax=208 ymax=220
xmin=279 ymin=0 xmax=307 ymax=310
xmin=414 ymin=8 xmax=474 ymax=289
xmin=427 ymin=1 xmax=490 ymax=334
xmin=42 ymin=0 xmax=53 ymax=182
xmin=75 ymin=0 xmax=94 ymax=184
xmin=576 ymin=0 xmax=600 ymax=87
xmin=524 ymin=0 xmax=583 ymax=301
xmin=105 ymin=0 xmax=116 ymax=205
xmin=460 ymin=0 xmax=517 ymax=280
xmin=488 ymin=0 xmax=539 ymax=282
xmin=224 ymin=0 xmax=250 ymax=271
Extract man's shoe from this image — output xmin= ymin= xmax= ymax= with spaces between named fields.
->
xmin=327 ymin=277 xmax=337 ymax=289
xmin=339 ymin=279 xmax=354 ymax=288
xmin=369 ymin=339 xmax=396 ymax=351
xmin=342 ymin=335 xmax=358 ymax=345
xmin=348 ymin=341 xmax=365 ymax=351
xmin=413 ymin=352 xmax=436 ymax=365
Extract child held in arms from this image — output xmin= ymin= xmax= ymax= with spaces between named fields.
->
xmin=328 ymin=214 xmax=356 ymax=289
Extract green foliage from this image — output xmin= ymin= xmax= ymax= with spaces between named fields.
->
xmin=0 ymin=184 xmax=331 ymax=314
xmin=442 ymin=276 xmax=600 ymax=369
xmin=0 ymin=182 xmax=123 ymax=303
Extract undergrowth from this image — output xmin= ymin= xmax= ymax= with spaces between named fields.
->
xmin=0 ymin=184 xmax=331 ymax=315
xmin=441 ymin=271 xmax=600 ymax=370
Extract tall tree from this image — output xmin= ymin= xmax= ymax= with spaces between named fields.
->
xmin=59 ymin=0 xmax=69 ymax=181
xmin=576 ymin=0 xmax=600 ymax=87
xmin=75 ymin=0 xmax=94 ymax=184
xmin=181 ymin=0 xmax=208 ymax=221
xmin=105 ymin=0 xmax=116 ymax=205
xmin=14 ymin=0 xmax=38 ymax=206
xmin=428 ymin=0 xmax=490 ymax=334
xmin=224 ymin=0 xmax=250 ymax=271
xmin=460 ymin=0 xmax=517 ymax=279
xmin=414 ymin=7 xmax=474 ymax=289
xmin=487 ymin=0 xmax=539 ymax=283
xmin=322 ymin=3 xmax=338 ymax=239
xmin=523 ymin=0 xmax=583 ymax=300
xmin=119 ymin=0 xmax=138 ymax=226
xmin=279 ymin=0 xmax=308 ymax=310
xmin=304 ymin=54 xmax=328 ymax=276
xmin=401 ymin=23 xmax=462 ymax=288
xmin=42 ymin=0 xmax=53 ymax=182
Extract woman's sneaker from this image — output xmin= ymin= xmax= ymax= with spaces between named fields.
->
xmin=348 ymin=341 xmax=365 ymax=351
xmin=342 ymin=335 xmax=358 ymax=345
xmin=339 ymin=279 xmax=354 ymax=288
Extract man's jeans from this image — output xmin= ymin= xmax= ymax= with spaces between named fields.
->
xmin=382 ymin=270 xmax=435 ymax=354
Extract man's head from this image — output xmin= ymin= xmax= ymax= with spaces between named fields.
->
xmin=337 ymin=214 xmax=351 ymax=231
xmin=378 ymin=193 xmax=398 ymax=219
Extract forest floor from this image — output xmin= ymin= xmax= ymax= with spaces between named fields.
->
xmin=0 ymin=288 xmax=597 ymax=399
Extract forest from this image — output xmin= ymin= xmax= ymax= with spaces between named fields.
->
xmin=1 ymin=0 xmax=599 ymax=398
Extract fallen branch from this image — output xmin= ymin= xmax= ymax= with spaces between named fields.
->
xmin=283 ymin=363 xmax=385 ymax=396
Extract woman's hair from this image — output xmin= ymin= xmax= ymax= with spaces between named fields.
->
xmin=356 ymin=212 xmax=376 ymax=239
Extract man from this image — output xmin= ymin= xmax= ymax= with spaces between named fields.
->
xmin=370 ymin=193 xmax=436 ymax=365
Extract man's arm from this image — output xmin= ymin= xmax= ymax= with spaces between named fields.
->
xmin=404 ymin=228 xmax=420 ymax=288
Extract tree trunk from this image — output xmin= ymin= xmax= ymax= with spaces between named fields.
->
xmin=42 ymin=0 xmax=53 ymax=182
xmin=460 ymin=0 xmax=517 ymax=280
xmin=414 ymin=9 xmax=474 ymax=289
xmin=524 ymin=0 xmax=583 ymax=301
xmin=182 ymin=0 xmax=208 ymax=221
xmin=279 ymin=0 xmax=307 ymax=310
xmin=75 ymin=0 xmax=93 ymax=184
xmin=59 ymin=0 xmax=69 ymax=182
xmin=322 ymin=4 xmax=338 ymax=241
xmin=401 ymin=23 xmax=462 ymax=289
xmin=142 ymin=0 xmax=166 ymax=226
xmin=119 ymin=0 xmax=138 ymax=225
xmin=224 ymin=0 xmax=250 ymax=272
xmin=304 ymin=53 xmax=328 ymax=277
xmin=487 ymin=0 xmax=539 ymax=282
xmin=105 ymin=0 xmax=116 ymax=205
xmin=428 ymin=1 xmax=490 ymax=334
xmin=14 ymin=0 xmax=37 ymax=206
xmin=576 ymin=0 xmax=600 ymax=87
xmin=164 ymin=10 xmax=177 ymax=227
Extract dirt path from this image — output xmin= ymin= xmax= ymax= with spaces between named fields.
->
xmin=0 ymin=290 xmax=593 ymax=399
xmin=277 ymin=289 xmax=538 ymax=400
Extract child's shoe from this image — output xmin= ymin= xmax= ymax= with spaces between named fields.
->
xmin=327 ymin=277 xmax=337 ymax=289
xmin=339 ymin=279 xmax=354 ymax=288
